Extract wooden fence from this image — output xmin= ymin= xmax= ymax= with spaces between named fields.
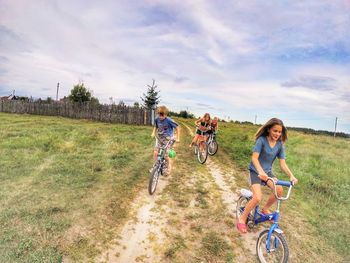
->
xmin=0 ymin=100 xmax=152 ymax=125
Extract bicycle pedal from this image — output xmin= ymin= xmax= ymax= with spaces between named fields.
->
xmin=247 ymin=221 xmax=255 ymax=229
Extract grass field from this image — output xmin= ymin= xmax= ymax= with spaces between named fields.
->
xmin=213 ymin=120 xmax=350 ymax=260
xmin=0 ymin=113 xmax=153 ymax=262
xmin=1 ymin=113 xmax=349 ymax=262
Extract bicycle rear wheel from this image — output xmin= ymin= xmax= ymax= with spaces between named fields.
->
xmin=256 ymin=229 xmax=289 ymax=263
xmin=148 ymin=165 xmax=161 ymax=195
xmin=208 ymin=140 xmax=218 ymax=155
xmin=197 ymin=141 xmax=208 ymax=164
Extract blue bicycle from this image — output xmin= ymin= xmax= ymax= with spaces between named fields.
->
xmin=236 ymin=178 xmax=294 ymax=263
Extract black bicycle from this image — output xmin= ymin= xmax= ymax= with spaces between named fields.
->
xmin=148 ymin=136 xmax=175 ymax=195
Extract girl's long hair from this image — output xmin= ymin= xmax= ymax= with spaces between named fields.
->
xmin=255 ymin=118 xmax=288 ymax=143
xmin=203 ymin=113 xmax=211 ymax=122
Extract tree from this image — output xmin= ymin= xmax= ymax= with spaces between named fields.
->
xmin=141 ymin=79 xmax=160 ymax=109
xmin=69 ymin=83 xmax=98 ymax=103
xmin=90 ymin=97 xmax=100 ymax=105
xmin=133 ymin=102 xmax=140 ymax=108
xmin=118 ymin=100 xmax=126 ymax=107
xmin=169 ymin=110 xmax=195 ymax=119
xmin=179 ymin=110 xmax=195 ymax=119
xmin=17 ymin=96 xmax=30 ymax=101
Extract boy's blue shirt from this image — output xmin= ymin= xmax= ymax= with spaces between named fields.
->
xmin=155 ymin=117 xmax=178 ymax=137
xmin=248 ymin=136 xmax=285 ymax=174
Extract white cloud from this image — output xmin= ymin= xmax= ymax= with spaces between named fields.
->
xmin=0 ymin=0 xmax=349 ymax=132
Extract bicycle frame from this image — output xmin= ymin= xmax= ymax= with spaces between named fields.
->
xmin=249 ymin=178 xmax=294 ymax=252
xmin=155 ymin=136 xmax=175 ymax=168
xmin=207 ymin=133 xmax=214 ymax=144
xmin=197 ymin=134 xmax=207 ymax=144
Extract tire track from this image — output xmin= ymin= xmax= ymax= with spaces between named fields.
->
xmin=206 ymin=159 xmax=258 ymax=257
xmin=97 ymin=138 xmax=181 ymax=262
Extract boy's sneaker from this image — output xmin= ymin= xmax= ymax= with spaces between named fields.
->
xmin=163 ymin=168 xmax=170 ymax=177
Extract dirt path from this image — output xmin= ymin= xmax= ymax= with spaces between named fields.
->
xmin=97 ymin=184 xmax=168 ymax=262
xmin=183 ymin=121 xmax=256 ymax=252
xmin=97 ymin=155 xmax=173 ymax=262
xmin=97 ymin=122 xmax=259 ymax=262
xmin=205 ymin=159 xmax=260 ymax=257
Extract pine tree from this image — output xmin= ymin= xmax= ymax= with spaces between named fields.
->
xmin=141 ymin=79 xmax=160 ymax=109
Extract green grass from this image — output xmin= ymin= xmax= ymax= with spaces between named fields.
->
xmin=0 ymin=113 xmax=153 ymax=262
xmin=209 ymin=120 xmax=350 ymax=261
xmin=2 ymin=113 xmax=349 ymax=262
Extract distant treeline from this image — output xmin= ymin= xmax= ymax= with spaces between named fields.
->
xmin=221 ymin=119 xmax=349 ymax=138
xmin=287 ymin=126 xmax=349 ymax=138
xmin=169 ymin=110 xmax=195 ymax=119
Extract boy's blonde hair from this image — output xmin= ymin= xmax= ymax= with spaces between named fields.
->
xmin=157 ymin=105 xmax=169 ymax=115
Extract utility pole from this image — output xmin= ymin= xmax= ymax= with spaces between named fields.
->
xmin=334 ymin=117 xmax=338 ymax=138
xmin=255 ymin=115 xmax=257 ymax=125
xmin=56 ymin=82 xmax=60 ymax=101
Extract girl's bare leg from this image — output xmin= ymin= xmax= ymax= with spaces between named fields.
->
xmin=239 ymin=184 xmax=262 ymax=223
xmin=189 ymin=134 xmax=199 ymax=146
xmin=262 ymin=181 xmax=283 ymax=213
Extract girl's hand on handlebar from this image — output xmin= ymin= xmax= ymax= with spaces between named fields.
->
xmin=290 ymin=176 xmax=298 ymax=185
xmin=258 ymin=173 xmax=269 ymax=182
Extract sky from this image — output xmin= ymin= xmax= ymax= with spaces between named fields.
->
xmin=0 ymin=0 xmax=350 ymax=133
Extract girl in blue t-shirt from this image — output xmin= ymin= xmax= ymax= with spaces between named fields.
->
xmin=236 ymin=118 xmax=298 ymax=234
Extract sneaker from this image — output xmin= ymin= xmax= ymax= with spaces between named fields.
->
xmin=163 ymin=169 xmax=170 ymax=176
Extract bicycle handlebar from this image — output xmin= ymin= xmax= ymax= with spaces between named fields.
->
xmin=195 ymin=125 xmax=211 ymax=131
xmin=276 ymin=180 xmax=293 ymax=187
xmin=266 ymin=178 xmax=294 ymax=201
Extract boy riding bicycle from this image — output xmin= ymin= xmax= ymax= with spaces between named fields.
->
xmin=151 ymin=106 xmax=180 ymax=175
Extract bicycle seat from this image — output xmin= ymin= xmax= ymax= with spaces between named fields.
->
xmin=240 ymin=189 xmax=253 ymax=198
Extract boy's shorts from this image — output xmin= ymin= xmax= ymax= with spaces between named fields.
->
xmin=248 ymin=170 xmax=275 ymax=186
xmin=154 ymin=135 xmax=173 ymax=152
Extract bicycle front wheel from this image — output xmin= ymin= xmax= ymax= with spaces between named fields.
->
xmin=197 ymin=141 xmax=208 ymax=164
xmin=256 ymin=229 xmax=289 ymax=263
xmin=208 ymin=140 xmax=218 ymax=156
xmin=148 ymin=165 xmax=161 ymax=195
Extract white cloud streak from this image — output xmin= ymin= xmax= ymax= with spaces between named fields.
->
xmin=0 ymin=0 xmax=349 ymax=132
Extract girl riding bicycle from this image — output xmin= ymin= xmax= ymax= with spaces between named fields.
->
xmin=206 ymin=116 xmax=219 ymax=136
xmin=237 ymin=118 xmax=298 ymax=234
xmin=189 ymin=113 xmax=211 ymax=147
xmin=151 ymin=106 xmax=180 ymax=175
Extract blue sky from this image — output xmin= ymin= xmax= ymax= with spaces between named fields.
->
xmin=0 ymin=0 xmax=349 ymax=133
